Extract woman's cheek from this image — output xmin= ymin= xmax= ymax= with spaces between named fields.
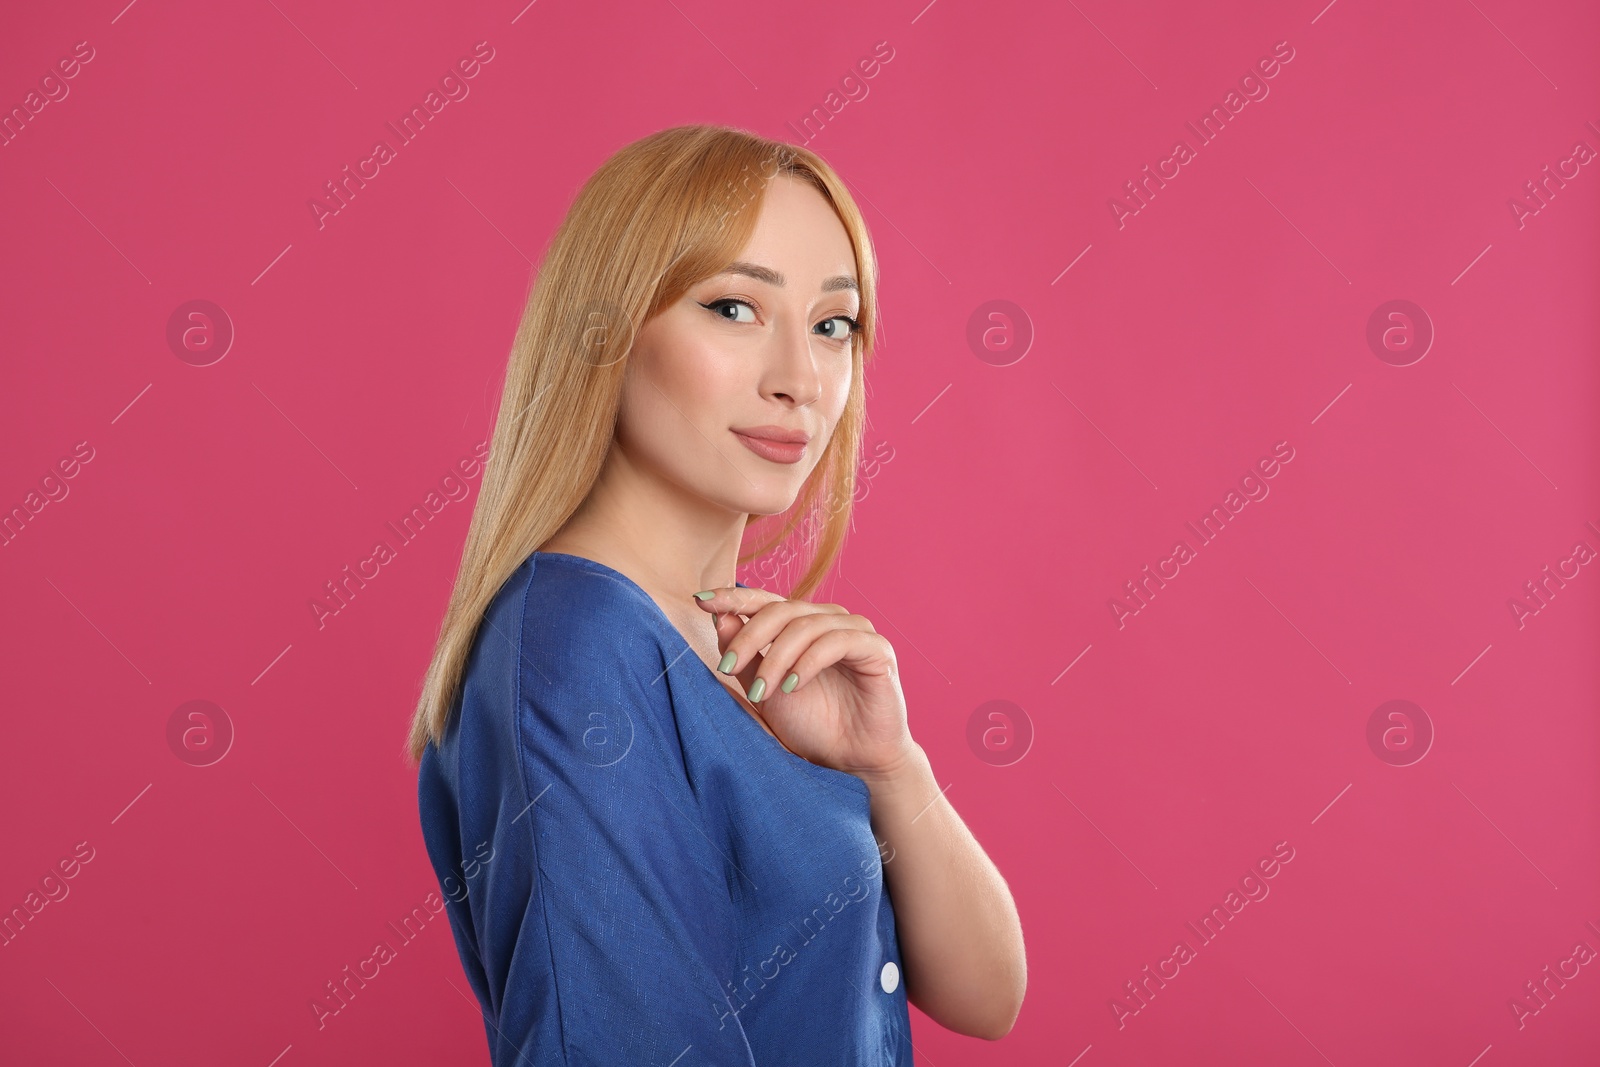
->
xmin=823 ymin=358 xmax=852 ymax=417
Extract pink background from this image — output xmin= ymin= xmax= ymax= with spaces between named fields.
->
xmin=3 ymin=0 xmax=1598 ymax=1063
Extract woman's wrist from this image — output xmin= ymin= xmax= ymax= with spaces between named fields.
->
xmin=856 ymin=739 xmax=932 ymax=798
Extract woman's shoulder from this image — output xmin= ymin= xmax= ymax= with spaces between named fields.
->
xmin=514 ymin=551 xmax=672 ymax=683
xmin=512 ymin=553 xmax=688 ymax=772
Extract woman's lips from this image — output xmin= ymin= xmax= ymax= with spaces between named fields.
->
xmin=731 ymin=430 xmax=806 ymax=465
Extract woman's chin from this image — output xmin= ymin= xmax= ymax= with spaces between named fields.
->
xmin=736 ymin=487 xmax=805 ymax=518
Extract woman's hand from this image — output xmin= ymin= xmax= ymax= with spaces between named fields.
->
xmin=693 ymin=586 xmax=918 ymax=783
xmin=696 ymin=588 xmax=1028 ymax=1039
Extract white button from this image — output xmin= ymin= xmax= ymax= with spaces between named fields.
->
xmin=880 ymin=961 xmax=899 ymax=993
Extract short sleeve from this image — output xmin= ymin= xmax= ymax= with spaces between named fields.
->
xmin=511 ymin=592 xmax=757 ymax=1067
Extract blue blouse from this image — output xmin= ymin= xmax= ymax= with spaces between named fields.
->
xmin=417 ymin=550 xmax=914 ymax=1065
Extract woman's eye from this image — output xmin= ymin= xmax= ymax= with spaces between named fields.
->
xmin=816 ymin=316 xmax=860 ymax=343
xmin=701 ymin=298 xmax=857 ymax=343
xmin=701 ymin=298 xmax=758 ymax=324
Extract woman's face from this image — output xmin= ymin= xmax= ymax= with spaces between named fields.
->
xmin=615 ymin=174 xmax=861 ymax=517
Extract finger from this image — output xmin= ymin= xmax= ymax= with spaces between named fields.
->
xmin=740 ymin=611 xmax=878 ymax=702
xmin=694 ymin=586 xmax=783 ymax=657
xmin=775 ymin=628 xmax=896 ymax=699
xmin=710 ymin=610 xmax=758 ymax=670
xmin=692 ymin=585 xmax=783 ymax=617
xmin=711 ymin=599 xmax=853 ymax=679
xmin=706 ymin=604 xmax=761 ymax=689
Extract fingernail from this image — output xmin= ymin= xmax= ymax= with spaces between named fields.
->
xmin=718 ymin=650 xmax=737 ymax=673
xmin=747 ymin=677 xmax=767 ymax=703
xmin=781 ymin=672 xmax=799 ymax=693
xmin=693 ymin=590 xmax=716 ymax=600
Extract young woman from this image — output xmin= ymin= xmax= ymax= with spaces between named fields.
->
xmin=408 ymin=124 xmax=1025 ymax=1065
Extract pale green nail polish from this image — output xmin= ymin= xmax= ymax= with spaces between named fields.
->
xmin=718 ymin=650 xmax=737 ymax=673
xmin=781 ymin=672 xmax=799 ymax=693
xmin=747 ymin=677 xmax=767 ymax=702
xmin=693 ymin=590 xmax=716 ymax=600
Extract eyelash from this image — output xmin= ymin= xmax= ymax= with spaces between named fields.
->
xmin=700 ymin=297 xmax=861 ymax=343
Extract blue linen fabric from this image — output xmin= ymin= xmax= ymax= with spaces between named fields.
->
xmin=418 ymin=551 xmax=915 ymax=1066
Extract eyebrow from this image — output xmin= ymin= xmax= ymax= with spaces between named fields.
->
xmin=718 ymin=260 xmax=859 ymax=294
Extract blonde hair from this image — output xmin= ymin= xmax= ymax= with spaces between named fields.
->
xmin=404 ymin=124 xmax=881 ymax=762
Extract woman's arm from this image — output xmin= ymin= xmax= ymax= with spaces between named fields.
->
xmin=695 ymin=585 xmax=1027 ymax=1037
xmin=860 ymin=743 xmax=1027 ymax=1040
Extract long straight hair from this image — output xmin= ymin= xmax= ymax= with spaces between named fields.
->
xmin=405 ymin=124 xmax=881 ymax=762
